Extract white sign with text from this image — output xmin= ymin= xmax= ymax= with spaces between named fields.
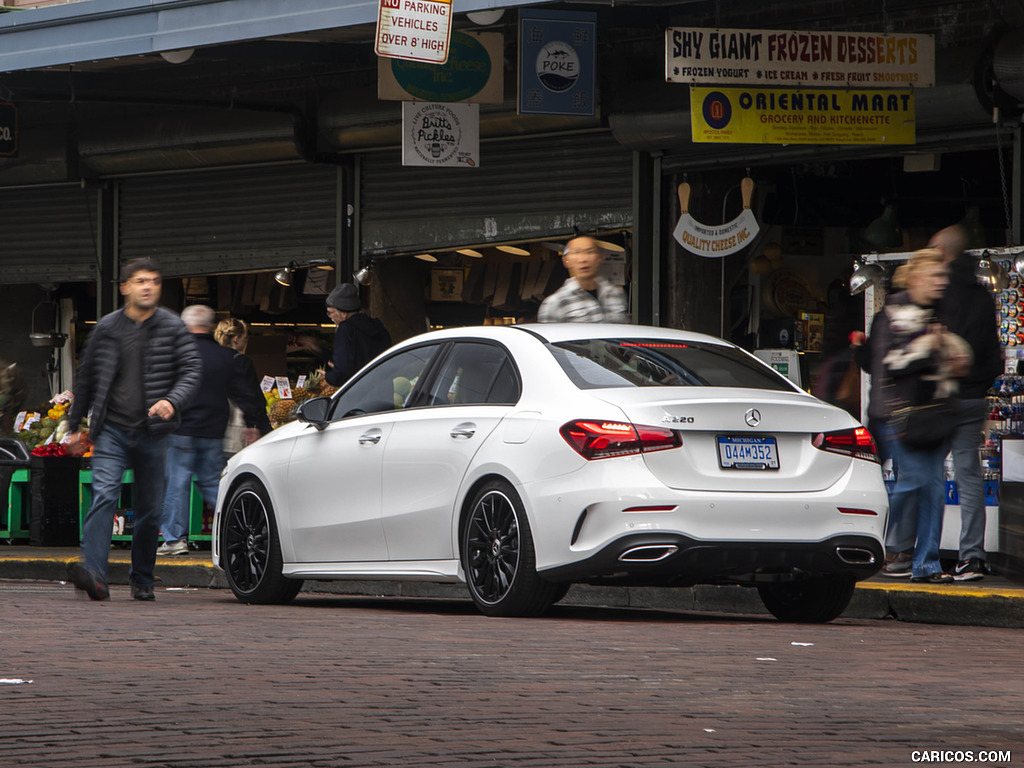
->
xmin=376 ymin=0 xmax=453 ymax=65
xmin=402 ymin=102 xmax=479 ymax=167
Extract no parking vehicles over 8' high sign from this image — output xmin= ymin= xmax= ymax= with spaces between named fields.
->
xmin=376 ymin=0 xmax=453 ymax=65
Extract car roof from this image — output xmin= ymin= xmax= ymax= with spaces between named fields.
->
xmin=511 ymin=323 xmax=733 ymax=346
xmin=389 ymin=323 xmax=736 ymax=350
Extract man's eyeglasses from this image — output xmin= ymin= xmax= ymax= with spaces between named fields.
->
xmin=564 ymin=247 xmax=601 ymax=257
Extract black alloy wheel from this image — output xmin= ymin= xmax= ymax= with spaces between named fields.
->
xmin=462 ymin=479 xmax=560 ymax=617
xmin=222 ymin=479 xmax=303 ymax=604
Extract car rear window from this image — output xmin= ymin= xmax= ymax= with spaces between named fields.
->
xmin=548 ymin=338 xmax=797 ymax=391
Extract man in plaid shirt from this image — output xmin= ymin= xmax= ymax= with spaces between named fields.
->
xmin=538 ymin=235 xmax=629 ymax=323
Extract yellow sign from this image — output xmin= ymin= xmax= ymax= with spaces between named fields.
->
xmin=691 ymin=86 xmax=914 ymax=145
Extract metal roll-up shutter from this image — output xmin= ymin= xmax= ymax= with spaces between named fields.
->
xmin=0 ymin=184 xmax=98 ymax=284
xmin=360 ymin=131 xmax=633 ymax=255
xmin=119 ymin=163 xmax=338 ymax=277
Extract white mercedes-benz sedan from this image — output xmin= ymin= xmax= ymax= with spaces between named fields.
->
xmin=213 ymin=323 xmax=887 ymax=623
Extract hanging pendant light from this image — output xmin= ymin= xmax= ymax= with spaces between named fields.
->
xmin=849 ymin=259 xmax=886 ymax=295
xmin=353 ymin=264 xmax=374 ymax=286
xmin=863 ymin=204 xmax=902 ymax=250
xmin=274 ymin=264 xmax=295 ymax=287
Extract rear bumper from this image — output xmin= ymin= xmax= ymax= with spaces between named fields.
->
xmin=538 ymin=533 xmax=884 ymax=586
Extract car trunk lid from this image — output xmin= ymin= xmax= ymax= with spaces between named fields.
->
xmin=591 ymin=387 xmax=859 ymax=492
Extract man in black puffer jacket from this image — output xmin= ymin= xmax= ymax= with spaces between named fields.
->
xmin=65 ymin=258 xmax=200 ymax=602
xmin=932 ymin=224 xmax=1004 ymax=582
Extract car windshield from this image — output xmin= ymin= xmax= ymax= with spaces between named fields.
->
xmin=548 ymin=338 xmax=797 ymax=391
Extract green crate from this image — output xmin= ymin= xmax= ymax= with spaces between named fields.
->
xmin=2 ymin=468 xmax=31 ymax=540
xmin=78 ymin=469 xmax=212 ymax=543
xmin=79 ymin=469 xmax=135 ymax=542
xmin=188 ymin=479 xmax=214 ymax=542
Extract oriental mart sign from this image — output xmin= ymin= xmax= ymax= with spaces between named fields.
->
xmin=376 ymin=0 xmax=453 ymax=65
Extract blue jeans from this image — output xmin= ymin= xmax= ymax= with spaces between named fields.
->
xmin=887 ymin=436 xmax=949 ymax=578
xmin=950 ymin=398 xmax=988 ymax=561
xmin=871 ymin=418 xmax=902 ymax=498
xmin=160 ymin=434 xmax=226 ymax=544
xmin=80 ymin=425 xmax=169 ymax=588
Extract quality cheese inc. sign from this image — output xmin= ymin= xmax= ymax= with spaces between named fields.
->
xmin=376 ymin=0 xmax=453 ymax=65
xmin=691 ymin=86 xmax=915 ymax=145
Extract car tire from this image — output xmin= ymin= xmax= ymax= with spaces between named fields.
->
xmin=461 ymin=479 xmax=559 ymax=617
xmin=757 ymin=574 xmax=856 ymax=623
xmin=222 ymin=478 xmax=303 ymax=605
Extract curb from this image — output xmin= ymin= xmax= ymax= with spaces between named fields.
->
xmin=3 ymin=551 xmax=1023 ymax=628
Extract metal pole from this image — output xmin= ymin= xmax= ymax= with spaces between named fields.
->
xmin=1014 ymin=124 xmax=1021 ymax=245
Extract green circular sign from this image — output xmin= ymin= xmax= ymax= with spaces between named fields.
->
xmin=391 ymin=32 xmax=492 ymax=102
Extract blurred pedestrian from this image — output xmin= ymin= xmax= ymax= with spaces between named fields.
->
xmin=813 ymin=278 xmax=862 ymax=418
xmin=158 ymin=306 xmax=271 ymax=556
xmin=64 ymin=258 xmax=200 ymax=601
xmin=214 ymin=317 xmax=263 ymax=456
xmin=538 ymin=235 xmax=628 ymax=323
xmin=853 ymin=285 xmax=904 ymax=511
xmin=320 ymin=283 xmax=391 ymax=387
xmin=931 ymin=224 xmax=1003 ymax=581
xmin=878 ymin=248 xmax=971 ymax=583
xmin=0 ymin=361 xmax=25 ymax=437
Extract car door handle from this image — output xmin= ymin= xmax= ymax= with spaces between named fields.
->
xmin=450 ymin=423 xmax=476 ymax=439
xmin=358 ymin=429 xmax=383 ymax=445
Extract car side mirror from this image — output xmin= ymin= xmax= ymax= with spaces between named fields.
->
xmin=296 ymin=396 xmax=331 ymax=430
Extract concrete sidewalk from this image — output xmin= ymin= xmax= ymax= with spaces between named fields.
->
xmin=2 ymin=545 xmax=1023 ymax=627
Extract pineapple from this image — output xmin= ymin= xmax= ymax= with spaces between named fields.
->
xmin=291 ymin=387 xmax=311 ymax=405
xmin=306 ymin=370 xmax=326 ymax=395
xmin=268 ymin=398 xmax=297 ymax=428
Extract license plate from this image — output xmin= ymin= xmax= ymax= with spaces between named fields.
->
xmin=717 ymin=435 xmax=779 ymax=470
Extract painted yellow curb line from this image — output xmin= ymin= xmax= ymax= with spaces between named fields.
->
xmin=857 ymin=581 xmax=1024 ymax=599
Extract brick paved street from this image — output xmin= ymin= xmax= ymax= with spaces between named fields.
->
xmin=1 ymin=581 xmax=1021 ymax=767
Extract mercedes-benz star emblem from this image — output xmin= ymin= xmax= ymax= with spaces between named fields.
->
xmin=744 ymin=408 xmax=761 ymax=427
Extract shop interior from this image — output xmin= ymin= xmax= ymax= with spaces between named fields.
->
xmin=4 ymin=145 xmax=1014 ymax=422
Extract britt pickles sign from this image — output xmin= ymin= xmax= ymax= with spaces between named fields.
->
xmin=402 ymin=102 xmax=480 ymax=167
xmin=0 ymin=102 xmax=17 ymax=157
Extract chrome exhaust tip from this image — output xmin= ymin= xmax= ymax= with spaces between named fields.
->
xmin=835 ymin=547 xmax=876 ymax=565
xmin=618 ymin=545 xmax=679 ymax=563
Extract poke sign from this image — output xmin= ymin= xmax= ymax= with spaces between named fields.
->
xmin=536 ymin=41 xmax=580 ymax=93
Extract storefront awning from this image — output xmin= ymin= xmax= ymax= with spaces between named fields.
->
xmin=0 ymin=0 xmax=537 ymax=73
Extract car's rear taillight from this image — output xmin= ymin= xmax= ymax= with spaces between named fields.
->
xmin=560 ymin=420 xmax=681 ymax=460
xmin=812 ymin=427 xmax=879 ymax=463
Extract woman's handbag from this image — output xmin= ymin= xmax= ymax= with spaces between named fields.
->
xmin=894 ymin=397 xmax=957 ymax=449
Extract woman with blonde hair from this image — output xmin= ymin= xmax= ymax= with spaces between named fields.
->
xmin=215 ymin=317 xmax=249 ymax=353
xmin=214 ymin=317 xmax=270 ymax=455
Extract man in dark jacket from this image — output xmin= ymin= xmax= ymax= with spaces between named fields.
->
xmin=157 ymin=304 xmax=272 ymax=557
xmin=323 ymin=283 xmax=391 ymax=387
xmin=932 ymin=224 xmax=1004 ymax=581
xmin=65 ymin=258 xmax=201 ymax=601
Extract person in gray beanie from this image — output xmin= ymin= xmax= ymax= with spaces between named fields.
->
xmin=322 ymin=283 xmax=392 ymax=386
